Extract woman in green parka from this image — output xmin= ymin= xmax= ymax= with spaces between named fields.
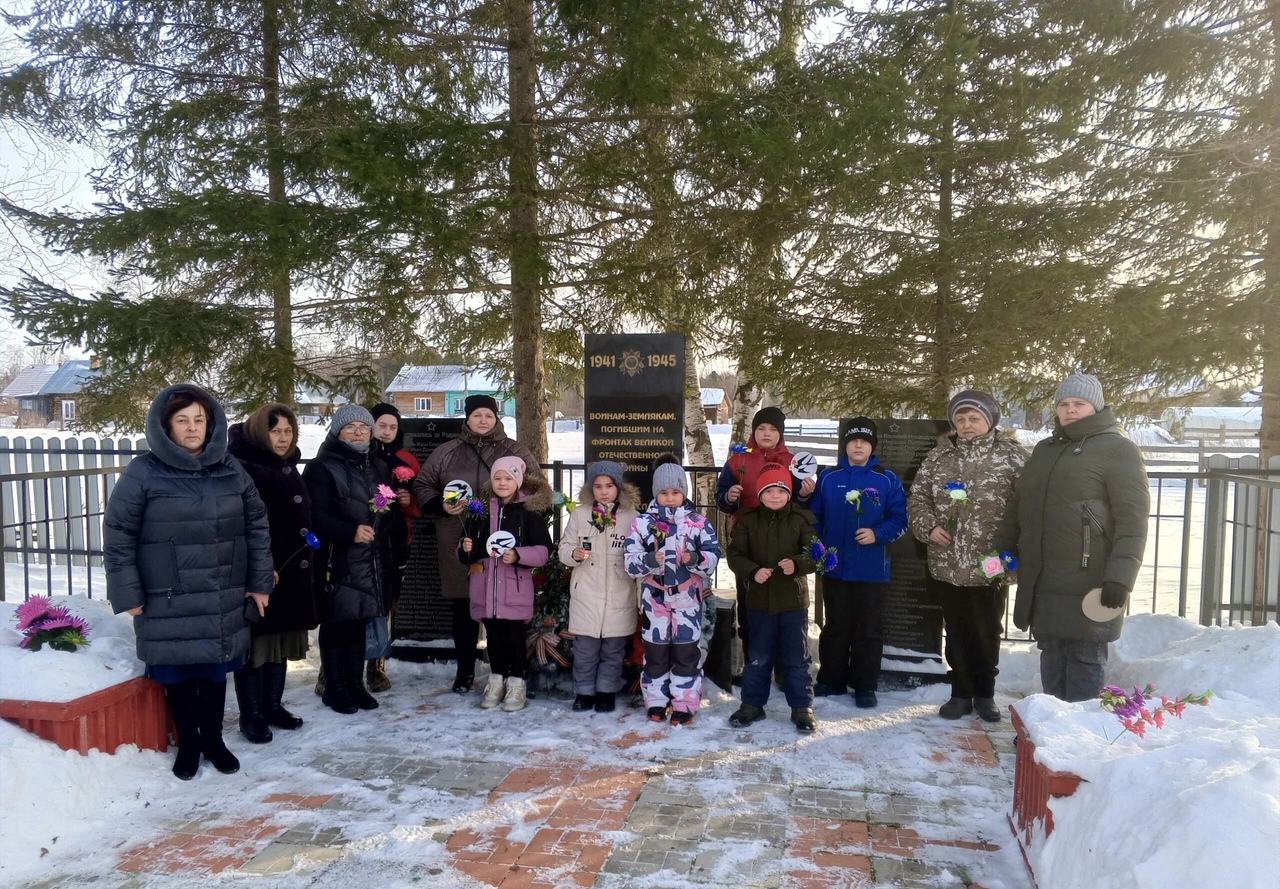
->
xmin=993 ymin=374 xmax=1149 ymax=702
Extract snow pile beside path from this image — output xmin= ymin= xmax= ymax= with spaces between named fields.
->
xmin=0 ymin=596 xmax=144 ymax=702
xmin=1013 ymin=619 xmax=1280 ymax=889
xmin=0 ymin=720 xmax=167 ymax=881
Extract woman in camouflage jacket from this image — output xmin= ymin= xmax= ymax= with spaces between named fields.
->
xmin=908 ymin=390 xmax=1026 ymax=723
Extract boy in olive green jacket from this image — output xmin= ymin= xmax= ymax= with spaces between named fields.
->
xmin=725 ymin=464 xmax=819 ymax=733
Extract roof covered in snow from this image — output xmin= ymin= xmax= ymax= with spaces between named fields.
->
xmin=700 ymin=387 xmax=725 ymax=406
xmin=0 ymin=364 xmax=58 ymax=398
xmin=385 ymin=365 xmax=506 ymax=394
xmin=39 ymin=360 xmax=98 ymax=395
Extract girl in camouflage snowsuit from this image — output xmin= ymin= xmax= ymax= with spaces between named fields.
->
xmin=624 ymin=461 xmax=721 ymax=725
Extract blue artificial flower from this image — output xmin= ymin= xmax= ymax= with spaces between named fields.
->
xmin=304 ymin=530 xmax=321 ymax=550
xmin=1000 ymin=551 xmax=1018 ymax=571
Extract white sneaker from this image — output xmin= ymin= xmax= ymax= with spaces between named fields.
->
xmin=500 ymin=677 xmax=527 ymax=712
xmin=480 ymin=674 xmax=505 ymax=709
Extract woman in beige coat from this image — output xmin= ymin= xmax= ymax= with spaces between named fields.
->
xmin=557 ymin=461 xmax=641 ymax=713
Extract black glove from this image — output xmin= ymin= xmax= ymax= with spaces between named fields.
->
xmin=1099 ymin=581 xmax=1129 ymax=609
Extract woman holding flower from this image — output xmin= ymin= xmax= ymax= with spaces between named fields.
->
xmin=303 ymin=404 xmax=392 ymax=715
xmin=105 ymin=384 xmax=273 ymax=780
xmin=557 ymin=460 xmax=642 ymax=713
xmin=412 ymin=395 xmax=540 ymax=694
xmin=810 ymin=418 xmax=907 ymax=707
xmin=366 ymin=403 xmax=421 ymax=693
xmin=227 ymin=402 xmax=318 ymax=743
xmin=908 ymin=390 xmax=1026 ymax=722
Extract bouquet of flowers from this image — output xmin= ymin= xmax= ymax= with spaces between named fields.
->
xmin=13 ymin=596 xmax=90 ymax=652
xmin=977 ymin=550 xmax=1018 ymax=583
xmin=1100 ymin=683 xmax=1213 ymax=742
xmin=589 ymin=502 xmax=615 ymax=532
xmin=369 ymin=483 xmax=396 ymax=513
xmin=943 ymin=481 xmax=967 ymax=531
xmin=551 ymin=490 xmax=577 ymax=513
xmin=810 ymin=540 xmax=839 ymax=574
xmin=527 ymin=554 xmax=573 ymax=672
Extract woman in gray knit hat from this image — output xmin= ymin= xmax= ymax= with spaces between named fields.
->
xmin=303 ymin=404 xmax=394 ymax=715
xmin=993 ymin=374 xmax=1150 ymax=702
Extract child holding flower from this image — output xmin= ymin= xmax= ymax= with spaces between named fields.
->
xmin=907 ymin=391 xmax=1026 ymax=722
xmin=458 ymin=456 xmax=553 ymax=712
xmin=625 ymin=460 xmax=721 ymax=725
xmin=811 ymin=418 xmax=907 ymax=707
xmin=557 ymin=460 xmax=642 ymax=714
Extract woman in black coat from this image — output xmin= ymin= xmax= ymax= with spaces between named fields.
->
xmin=302 ymin=404 xmax=393 ymax=715
xmin=105 ymin=384 xmax=273 ymax=780
xmin=228 ymin=403 xmax=318 ymax=742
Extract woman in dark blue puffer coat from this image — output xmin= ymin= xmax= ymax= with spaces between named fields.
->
xmin=105 ymin=384 xmax=274 ymax=780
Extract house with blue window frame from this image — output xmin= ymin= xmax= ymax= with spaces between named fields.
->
xmin=385 ymin=365 xmax=514 ymax=418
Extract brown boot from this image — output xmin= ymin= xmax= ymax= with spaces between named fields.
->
xmin=367 ymin=658 xmax=391 ymax=693
xmin=314 ymin=665 xmax=325 ymax=696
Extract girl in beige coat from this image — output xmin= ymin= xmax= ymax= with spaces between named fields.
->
xmin=557 ymin=460 xmax=641 ymax=713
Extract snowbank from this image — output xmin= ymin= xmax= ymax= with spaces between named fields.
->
xmin=0 ymin=596 xmax=144 ymax=703
xmin=1012 ymin=617 xmax=1280 ymax=889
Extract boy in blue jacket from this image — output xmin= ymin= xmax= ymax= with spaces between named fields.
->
xmin=811 ymin=418 xmax=907 ymax=707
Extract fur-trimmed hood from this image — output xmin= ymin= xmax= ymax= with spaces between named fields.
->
xmin=576 ymin=480 xmax=643 ymax=514
xmin=479 ymin=470 xmax=553 ymax=513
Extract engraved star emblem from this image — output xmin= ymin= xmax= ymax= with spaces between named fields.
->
xmin=620 ymin=350 xmax=645 ymax=377
xmin=426 ymin=422 xmax=437 ymax=432
xmin=889 ymin=423 xmax=901 ymax=433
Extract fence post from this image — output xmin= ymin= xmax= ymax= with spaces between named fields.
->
xmin=65 ymin=439 xmax=86 ymax=568
xmin=0 ymin=435 xmax=14 ymax=569
xmin=1199 ymin=455 xmax=1229 ymax=626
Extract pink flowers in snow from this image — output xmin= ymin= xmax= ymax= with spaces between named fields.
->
xmin=12 ymin=596 xmax=91 ymax=652
xmin=1100 ymin=683 xmax=1213 ymax=742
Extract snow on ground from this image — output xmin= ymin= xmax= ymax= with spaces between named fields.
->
xmin=1011 ymin=616 xmax=1280 ymax=889
xmin=0 ymin=596 xmax=143 ymax=702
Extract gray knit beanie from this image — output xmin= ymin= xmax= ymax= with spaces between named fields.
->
xmin=1054 ymin=374 xmax=1105 ymax=412
xmin=947 ymin=389 xmax=1001 ymax=429
xmin=587 ymin=460 xmax=625 ymax=491
xmin=329 ymin=404 xmax=375 ymax=438
xmin=651 ymin=462 xmax=688 ymax=498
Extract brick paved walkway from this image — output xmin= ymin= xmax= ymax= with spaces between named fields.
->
xmin=12 ymin=662 xmax=1033 ymax=889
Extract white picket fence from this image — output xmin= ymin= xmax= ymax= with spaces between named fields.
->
xmin=0 ymin=435 xmax=150 ymax=569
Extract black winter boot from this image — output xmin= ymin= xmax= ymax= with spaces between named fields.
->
xmin=320 ymin=646 xmax=357 ymax=715
xmin=728 ymin=703 xmax=767 ymax=727
xmin=196 ymin=679 xmax=240 ymax=775
xmin=791 ymin=707 xmax=817 ymax=734
xmin=262 ymin=661 xmax=303 ymax=729
xmin=939 ymin=696 xmax=974 ymax=719
xmin=593 ymin=692 xmax=616 ymax=713
xmin=165 ymin=680 xmax=202 ymax=781
xmin=572 ymin=694 xmax=596 ymax=711
xmin=974 ymin=697 xmax=1002 ymax=723
xmin=233 ymin=666 xmax=273 ymax=744
xmin=346 ymin=643 xmax=379 ymax=711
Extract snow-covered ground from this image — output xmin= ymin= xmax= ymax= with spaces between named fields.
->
xmin=1008 ymin=616 xmax=1280 ymax=889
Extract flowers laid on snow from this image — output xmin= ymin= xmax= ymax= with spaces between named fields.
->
xmin=1100 ymin=683 xmax=1214 ymax=742
xmin=369 ymin=483 xmax=396 ymax=513
xmin=13 ymin=596 xmax=90 ymax=652
xmin=977 ymin=550 xmax=1018 ymax=583
xmin=810 ymin=539 xmax=839 ymax=574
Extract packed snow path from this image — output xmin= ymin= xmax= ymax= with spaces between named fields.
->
xmin=4 ymin=658 xmax=1030 ymax=889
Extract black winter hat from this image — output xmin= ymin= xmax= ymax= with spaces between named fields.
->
xmin=843 ymin=417 xmax=878 ymax=451
xmin=371 ymin=402 xmax=401 ymax=422
xmin=751 ymin=406 xmax=787 ymax=437
xmin=464 ymin=394 xmax=500 ymax=418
